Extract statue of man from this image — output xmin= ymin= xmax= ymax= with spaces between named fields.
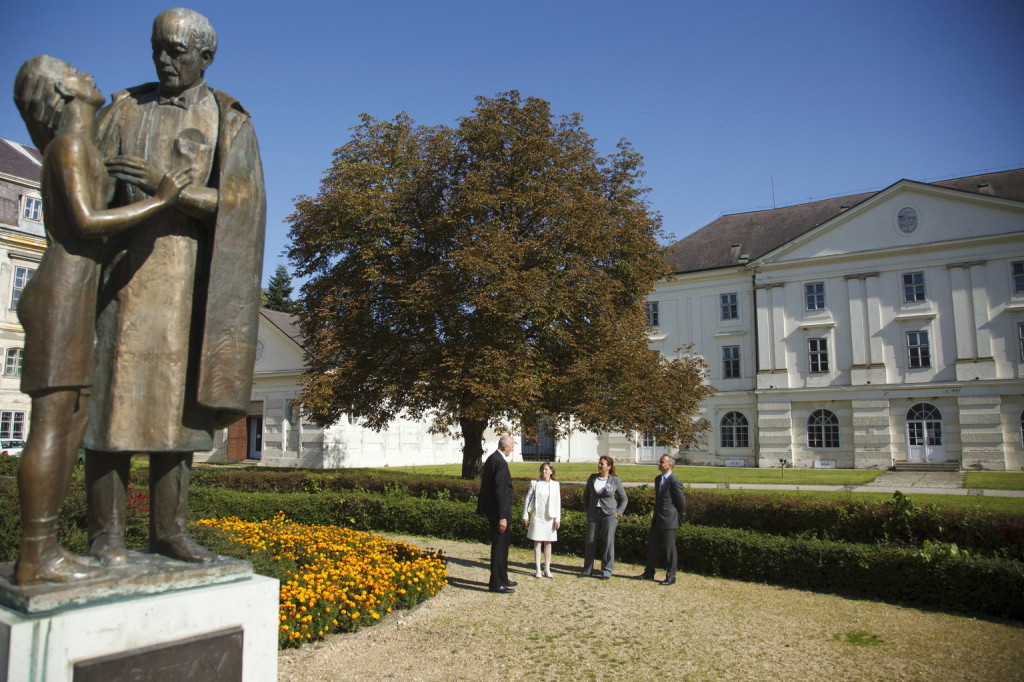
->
xmin=86 ymin=7 xmax=265 ymax=565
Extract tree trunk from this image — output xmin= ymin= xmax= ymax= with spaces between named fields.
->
xmin=460 ymin=417 xmax=487 ymax=479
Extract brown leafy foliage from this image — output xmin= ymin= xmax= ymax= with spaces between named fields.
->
xmin=287 ymin=92 xmax=713 ymax=477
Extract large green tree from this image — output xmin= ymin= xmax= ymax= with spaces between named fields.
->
xmin=263 ymin=264 xmax=297 ymax=313
xmin=288 ymin=92 xmax=712 ymax=478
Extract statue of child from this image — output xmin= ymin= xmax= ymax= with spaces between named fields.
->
xmin=12 ymin=55 xmax=191 ymax=584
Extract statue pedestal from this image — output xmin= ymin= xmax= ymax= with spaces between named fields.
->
xmin=0 ymin=555 xmax=278 ymax=681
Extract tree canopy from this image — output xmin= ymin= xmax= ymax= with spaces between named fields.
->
xmin=263 ymin=264 xmax=297 ymax=313
xmin=288 ymin=92 xmax=712 ymax=478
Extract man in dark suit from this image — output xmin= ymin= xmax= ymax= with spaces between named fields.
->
xmin=477 ymin=435 xmax=516 ymax=593
xmin=639 ymin=454 xmax=686 ymax=585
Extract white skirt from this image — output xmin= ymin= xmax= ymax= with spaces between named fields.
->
xmin=527 ymin=515 xmax=558 ymax=542
xmin=526 ymin=482 xmax=558 ymax=541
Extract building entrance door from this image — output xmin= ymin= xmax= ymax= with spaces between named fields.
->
xmin=906 ymin=403 xmax=945 ymax=463
xmin=247 ymin=416 xmax=263 ymax=460
xmin=640 ymin=433 xmax=667 ymax=462
xmin=522 ymin=420 xmax=555 ymax=462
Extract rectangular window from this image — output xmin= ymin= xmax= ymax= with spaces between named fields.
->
xmin=645 ymin=301 xmax=659 ymax=327
xmin=722 ymin=345 xmax=741 ymax=379
xmin=808 ymin=338 xmax=829 ymax=373
xmin=4 ymin=349 xmax=22 ymax=377
xmin=10 ymin=266 xmax=33 ymax=309
xmin=1018 ymin=323 xmax=1024 ymax=362
xmin=0 ymin=411 xmax=25 ymax=440
xmin=720 ymin=293 xmax=738 ymax=320
xmin=21 ymin=196 xmax=41 ymax=221
xmin=907 ymin=330 xmax=931 ymax=368
xmin=902 ymin=272 xmax=926 ymax=302
xmin=1014 ymin=262 xmax=1024 ymax=294
xmin=805 ymin=282 xmax=826 ymax=310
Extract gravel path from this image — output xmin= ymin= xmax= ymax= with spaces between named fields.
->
xmin=278 ymin=535 xmax=1023 ymax=680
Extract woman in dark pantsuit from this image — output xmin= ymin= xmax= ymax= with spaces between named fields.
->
xmin=580 ymin=456 xmax=628 ymax=579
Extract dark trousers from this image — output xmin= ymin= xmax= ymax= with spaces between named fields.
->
xmin=644 ymin=526 xmax=678 ymax=579
xmin=488 ymin=517 xmax=511 ymax=589
xmin=582 ymin=513 xmax=618 ymax=577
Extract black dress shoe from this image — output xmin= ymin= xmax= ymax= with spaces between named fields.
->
xmin=636 ymin=573 xmax=654 ymax=580
xmin=504 ymin=580 xmax=518 ymax=587
xmin=577 ymin=572 xmax=592 ymax=578
xmin=598 ymin=574 xmax=611 ymax=580
xmin=490 ymin=585 xmax=515 ymax=594
xmin=659 ymin=577 xmax=676 ymax=586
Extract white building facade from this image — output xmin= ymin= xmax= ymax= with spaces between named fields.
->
xmin=652 ymin=169 xmax=1024 ymax=470
xmin=201 ymin=310 xmax=624 ymax=468
xmin=201 ymin=309 xmax=476 ymax=468
xmin=0 ymin=139 xmax=46 ymax=444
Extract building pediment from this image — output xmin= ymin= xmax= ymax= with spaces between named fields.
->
xmin=756 ymin=180 xmax=1024 ymax=266
xmin=254 ymin=310 xmax=305 ymax=373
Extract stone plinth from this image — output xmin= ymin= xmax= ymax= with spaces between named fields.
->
xmin=0 ymin=554 xmax=278 ymax=682
xmin=0 ymin=553 xmax=252 ymax=615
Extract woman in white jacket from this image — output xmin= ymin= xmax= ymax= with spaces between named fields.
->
xmin=522 ymin=462 xmax=561 ymax=578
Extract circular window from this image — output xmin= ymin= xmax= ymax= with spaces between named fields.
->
xmin=255 ymin=337 xmax=265 ymax=362
xmin=896 ymin=206 xmax=919 ymax=235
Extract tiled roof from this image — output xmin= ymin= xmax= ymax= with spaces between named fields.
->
xmin=0 ymin=139 xmax=42 ymax=184
xmin=665 ymin=168 xmax=1024 ymax=275
xmin=261 ymin=308 xmax=304 ymax=347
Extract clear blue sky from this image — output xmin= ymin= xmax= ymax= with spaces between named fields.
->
xmin=3 ymin=0 xmax=1022 ymax=285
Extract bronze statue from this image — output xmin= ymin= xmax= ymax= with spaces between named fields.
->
xmin=11 ymin=55 xmax=193 ymax=584
xmin=82 ymin=7 xmax=266 ymax=566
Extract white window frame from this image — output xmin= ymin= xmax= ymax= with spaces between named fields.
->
xmin=3 ymin=348 xmax=22 ymax=377
xmin=907 ymin=330 xmax=931 ymax=368
xmin=720 ymin=293 xmax=738 ymax=320
xmin=10 ymin=266 xmax=34 ymax=310
xmin=722 ymin=345 xmax=741 ymax=379
xmin=807 ymin=409 xmax=839 ymax=448
xmin=1013 ymin=261 xmax=1024 ymax=295
xmin=720 ymin=411 xmax=749 ymax=448
xmin=0 ymin=411 xmax=25 ymax=440
xmin=805 ymin=282 xmax=826 ymax=311
xmin=645 ymin=301 xmax=660 ymax=328
xmin=808 ymin=337 xmax=829 ymax=373
xmin=21 ymin=195 xmax=41 ymax=222
xmin=902 ymin=271 xmax=926 ymax=303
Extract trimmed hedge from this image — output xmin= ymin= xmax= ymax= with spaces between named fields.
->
xmin=188 ymin=486 xmax=1024 ymax=620
xmin=0 ymin=474 xmax=1020 ymax=620
xmin=185 ymin=468 xmax=1024 ymax=559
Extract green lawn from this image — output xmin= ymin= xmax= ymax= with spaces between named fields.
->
xmin=384 ymin=464 xmax=1024 ymax=513
xmin=703 ymin=488 xmax=1024 ymax=514
xmin=389 ymin=463 xmax=883 ymax=485
xmin=964 ymin=472 xmax=1024 ymax=491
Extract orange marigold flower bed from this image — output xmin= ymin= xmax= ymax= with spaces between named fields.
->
xmin=195 ymin=513 xmax=447 ymax=648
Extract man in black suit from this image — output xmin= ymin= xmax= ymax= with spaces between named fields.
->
xmin=639 ymin=454 xmax=686 ymax=585
xmin=477 ymin=435 xmax=516 ymax=593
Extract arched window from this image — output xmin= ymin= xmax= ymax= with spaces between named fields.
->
xmin=720 ymin=412 xmax=749 ymax=448
xmin=807 ymin=409 xmax=839 ymax=448
xmin=907 ymin=402 xmax=942 ymax=422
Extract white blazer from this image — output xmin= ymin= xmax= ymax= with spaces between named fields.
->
xmin=522 ymin=479 xmax=561 ymax=523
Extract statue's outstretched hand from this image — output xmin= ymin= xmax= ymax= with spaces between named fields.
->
xmin=154 ymin=167 xmax=193 ymax=204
